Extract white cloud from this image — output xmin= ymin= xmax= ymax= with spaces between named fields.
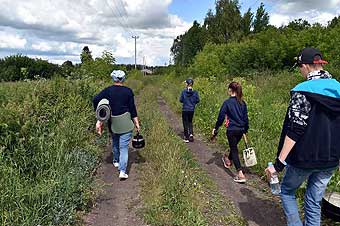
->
xmin=269 ymin=14 xmax=291 ymax=27
xmin=266 ymin=0 xmax=340 ymax=26
xmin=0 ymin=0 xmax=190 ymax=65
xmin=0 ymin=31 xmax=27 ymax=49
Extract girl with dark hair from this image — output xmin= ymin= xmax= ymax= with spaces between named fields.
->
xmin=212 ymin=82 xmax=249 ymax=183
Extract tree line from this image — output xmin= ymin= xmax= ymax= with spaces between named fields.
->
xmin=0 ymin=46 xmax=158 ymax=82
xmin=0 ymin=46 xmax=119 ymax=82
xmin=171 ymin=0 xmax=269 ymax=66
xmin=171 ymin=0 xmax=340 ymax=78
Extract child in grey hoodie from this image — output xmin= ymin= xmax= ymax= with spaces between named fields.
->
xmin=179 ymin=78 xmax=200 ymax=142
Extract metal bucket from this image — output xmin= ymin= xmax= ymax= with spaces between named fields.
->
xmin=322 ymin=182 xmax=340 ymax=222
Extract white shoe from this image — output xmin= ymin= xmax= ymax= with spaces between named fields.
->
xmin=119 ymin=171 xmax=128 ymax=179
xmin=113 ymin=162 xmax=119 ymax=168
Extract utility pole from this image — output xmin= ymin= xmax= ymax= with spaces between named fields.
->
xmin=132 ymin=36 xmax=139 ymax=70
xmin=143 ymin=56 xmax=146 ymax=76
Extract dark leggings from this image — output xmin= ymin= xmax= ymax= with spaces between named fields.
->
xmin=227 ymin=130 xmax=244 ymax=171
xmin=182 ymin=111 xmax=194 ymax=139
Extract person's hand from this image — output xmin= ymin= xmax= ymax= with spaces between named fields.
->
xmin=96 ymin=120 xmax=103 ymax=136
xmin=135 ymin=124 xmax=141 ymax=133
xmin=265 ymin=165 xmax=276 ymax=181
xmin=210 ymin=128 xmax=218 ymax=142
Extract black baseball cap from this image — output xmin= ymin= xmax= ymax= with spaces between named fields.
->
xmin=291 ymin=47 xmax=328 ymax=71
xmin=185 ymin=78 xmax=194 ymax=85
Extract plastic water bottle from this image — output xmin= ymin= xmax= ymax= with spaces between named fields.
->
xmin=268 ymin=162 xmax=281 ymax=195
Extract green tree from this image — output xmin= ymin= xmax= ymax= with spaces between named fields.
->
xmin=171 ymin=21 xmax=206 ymax=65
xmin=253 ymin=2 xmax=269 ymax=33
xmin=0 ymin=54 xmax=60 ymax=81
xmin=286 ymin=18 xmax=311 ymax=31
xmin=79 ymin=50 xmax=116 ymax=79
xmin=328 ymin=16 xmax=340 ymax=28
xmin=204 ymin=0 xmax=242 ymax=43
xmin=241 ymin=8 xmax=254 ymax=36
xmin=101 ymin=50 xmax=116 ymax=65
xmin=61 ymin=60 xmax=74 ymax=77
xmin=80 ymin=46 xmax=93 ymax=64
xmin=171 ymin=35 xmax=185 ymax=65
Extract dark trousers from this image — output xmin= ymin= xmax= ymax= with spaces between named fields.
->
xmin=182 ymin=111 xmax=194 ymax=139
xmin=227 ymin=130 xmax=244 ymax=171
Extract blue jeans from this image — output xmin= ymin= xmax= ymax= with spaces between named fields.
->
xmin=112 ymin=131 xmax=132 ymax=173
xmin=280 ymin=165 xmax=336 ymax=226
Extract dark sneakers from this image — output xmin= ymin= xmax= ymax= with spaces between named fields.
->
xmin=189 ymin=134 xmax=194 ymax=142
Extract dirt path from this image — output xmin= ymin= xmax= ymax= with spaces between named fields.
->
xmin=157 ymin=97 xmax=286 ymax=226
xmin=83 ymin=143 xmax=146 ymax=226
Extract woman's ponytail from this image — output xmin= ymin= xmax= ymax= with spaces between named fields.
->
xmin=228 ymin=82 xmax=243 ymax=104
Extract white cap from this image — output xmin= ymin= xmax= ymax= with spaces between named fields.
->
xmin=111 ymin=70 xmax=126 ymax=82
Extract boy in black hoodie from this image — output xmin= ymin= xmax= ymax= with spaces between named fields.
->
xmin=266 ymin=48 xmax=340 ymax=226
xmin=179 ymin=78 xmax=200 ymax=143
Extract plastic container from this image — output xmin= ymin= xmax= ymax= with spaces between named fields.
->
xmin=268 ymin=162 xmax=281 ymax=195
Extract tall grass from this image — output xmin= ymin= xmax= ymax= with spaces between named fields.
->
xmin=158 ymin=71 xmax=339 ymax=193
xmin=0 ymin=77 xmax=108 ymax=225
xmin=137 ymin=85 xmax=246 ymax=226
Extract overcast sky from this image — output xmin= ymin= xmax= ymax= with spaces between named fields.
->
xmin=0 ymin=0 xmax=339 ymax=66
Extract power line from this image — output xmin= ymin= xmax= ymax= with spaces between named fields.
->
xmin=108 ymin=0 xmax=134 ymax=36
xmin=115 ymin=0 xmax=135 ymax=35
xmin=104 ymin=0 xmax=133 ymax=36
xmin=104 ymin=0 xmax=140 ymax=67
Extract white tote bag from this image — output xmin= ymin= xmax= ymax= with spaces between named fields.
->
xmin=242 ymin=134 xmax=257 ymax=167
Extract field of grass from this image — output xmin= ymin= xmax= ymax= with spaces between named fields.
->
xmin=137 ymin=84 xmax=246 ymax=226
xmin=157 ymin=71 xmax=340 ymax=194
xmin=0 ymin=72 xmax=147 ymax=226
xmin=1 ymin=70 xmax=338 ymax=225
xmin=0 ymin=77 xmax=107 ymax=225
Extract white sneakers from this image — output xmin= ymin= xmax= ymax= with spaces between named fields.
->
xmin=113 ymin=162 xmax=119 ymax=168
xmin=114 ymin=162 xmax=128 ymax=179
xmin=119 ymin=171 xmax=128 ymax=179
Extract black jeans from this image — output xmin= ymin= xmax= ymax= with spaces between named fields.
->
xmin=227 ymin=130 xmax=244 ymax=171
xmin=182 ymin=111 xmax=194 ymax=139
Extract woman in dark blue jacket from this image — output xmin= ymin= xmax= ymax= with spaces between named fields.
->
xmin=212 ymin=82 xmax=249 ymax=183
xmin=180 ymin=78 xmax=200 ymax=142
xmin=93 ymin=70 xmax=140 ymax=180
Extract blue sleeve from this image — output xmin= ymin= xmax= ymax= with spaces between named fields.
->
xmin=179 ymin=90 xmax=184 ymax=103
xmin=215 ymin=101 xmax=228 ymax=130
xmin=244 ymin=102 xmax=249 ymax=133
xmin=195 ymin=91 xmax=200 ymax=104
xmin=93 ymin=88 xmax=108 ymax=111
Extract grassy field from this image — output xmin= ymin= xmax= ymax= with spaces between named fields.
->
xmin=0 ymin=77 xmax=107 ymax=225
xmin=1 ymin=71 xmax=338 ymax=225
xmin=157 ymin=71 xmax=340 ymax=194
xmin=0 ymin=71 xmax=148 ymax=226
xmin=137 ymin=84 xmax=246 ymax=226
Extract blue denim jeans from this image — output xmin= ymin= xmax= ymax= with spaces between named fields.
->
xmin=112 ymin=131 xmax=132 ymax=173
xmin=280 ymin=165 xmax=336 ymax=226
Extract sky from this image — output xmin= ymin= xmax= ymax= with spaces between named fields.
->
xmin=0 ymin=0 xmax=339 ymax=66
